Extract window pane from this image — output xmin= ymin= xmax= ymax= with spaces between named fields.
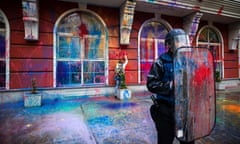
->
xmin=0 ymin=61 xmax=5 ymax=88
xmin=0 ymin=18 xmax=6 ymax=89
xmin=94 ymin=73 xmax=105 ymax=83
xmin=83 ymin=72 xmax=105 ymax=84
xmin=0 ymin=74 xmax=5 ymax=88
xmin=209 ymin=28 xmax=219 ymax=43
xmin=58 ymin=37 xmax=70 ymax=58
xmin=140 ymin=38 xmax=155 ymax=60
xmin=209 ymin=45 xmax=220 ymax=60
xmin=70 ymin=37 xmax=80 ymax=58
xmin=83 ymin=61 xmax=104 ymax=72
xmin=0 ymin=33 xmax=5 ymax=58
xmin=155 ymin=24 xmax=168 ymax=39
xmin=58 ymin=37 xmax=80 ymax=59
xmin=84 ymin=36 xmax=104 ymax=59
xmin=83 ymin=61 xmax=105 ymax=84
xmin=83 ymin=72 xmax=94 ymax=84
xmin=56 ymin=61 xmax=81 ymax=86
xmin=198 ymin=28 xmax=208 ymax=42
xmin=141 ymin=21 xmax=168 ymax=39
xmin=157 ymin=40 xmax=166 ymax=56
xmin=140 ymin=61 xmax=152 ymax=82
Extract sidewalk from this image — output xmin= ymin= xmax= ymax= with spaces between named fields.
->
xmin=0 ymin=90 xmax=240 ymax=144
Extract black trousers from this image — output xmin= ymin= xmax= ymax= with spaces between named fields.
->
xmin=150 ymin=102 xmax=195 ymax=144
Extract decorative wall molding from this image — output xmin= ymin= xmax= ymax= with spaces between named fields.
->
xmin=228 ymin=22 xmax=240 ymax=50
xmin=183 ymin=12 xmax=203 ymax=43
xmin=120 ymin=0 xmax=136 ymax=45
xmin=22 ymin=0 xmax=39 ymax=41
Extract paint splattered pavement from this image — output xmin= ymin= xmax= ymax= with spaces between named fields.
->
xmin=0 ymin=91 xmax=240 ymax=144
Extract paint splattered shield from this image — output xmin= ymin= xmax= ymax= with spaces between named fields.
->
xmin=174 ymin=47 xmax=216 ymax=142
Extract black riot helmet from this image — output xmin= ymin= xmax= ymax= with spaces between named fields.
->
xmin=165 ymin=29 xmax=190 ymax=52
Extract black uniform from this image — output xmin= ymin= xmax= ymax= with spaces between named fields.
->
xmin=147 ymin=50 xmax=194 ymax=144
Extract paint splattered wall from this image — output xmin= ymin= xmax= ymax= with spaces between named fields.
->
xmin=0 ymin=0 xmax=238 ymax=90
xmin=88 ymin=7 xmax=154 ymax=86
xmin=214 ymin=23 xmax=239 ymax=78
xmin=197 ymin=22 xmax=239 ymax=78
xmin=2 ymin=0 xmax=78 ymax=89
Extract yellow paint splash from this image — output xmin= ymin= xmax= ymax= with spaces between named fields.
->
xmin=222 ymin=104 xmax=240 ymax=113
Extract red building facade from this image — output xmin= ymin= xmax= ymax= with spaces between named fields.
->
xmin=0 ymin=0 xmax=239 ymax=99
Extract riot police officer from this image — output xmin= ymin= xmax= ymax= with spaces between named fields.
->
xmin=147 ymin=28 xmax=194 ymax=144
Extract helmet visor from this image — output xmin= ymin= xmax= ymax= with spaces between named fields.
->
xmin=173 ymin=34 xmax=190 ymax=49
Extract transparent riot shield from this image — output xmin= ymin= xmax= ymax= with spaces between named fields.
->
xmin=174 ymin=47 xmax=216 ymax=142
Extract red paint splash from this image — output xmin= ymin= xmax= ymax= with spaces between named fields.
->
xmin=79 ymin=23 xmax=88 ymax=37
xmin=192 ymin=6 xmax=200 ymax=11
xmin=193 ymin=64 xmax=211 ymax=85
xmin=217 ymin=5 xmax=224 ymax=15
xmin=79 ymin=23 xmax=89 ymax=55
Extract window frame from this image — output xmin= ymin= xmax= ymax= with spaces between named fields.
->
xmin=53 ymin=9 xmax=108 ymax=87
xmin=138 ymin=18 xmax=172 ymax=83
xmin=0 ymin=10 xmax=9 ymax=90
xmin=196 ymin=25 xmax=224 ymax=79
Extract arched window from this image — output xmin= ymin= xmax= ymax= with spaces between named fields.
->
xmin=197 ymin=26 xmax=223 ymax=79
xmin=0 ymin=10 xmax=9 ymax=89
xmin=54 ymin=9 xmax=108 ymax=87
xmin=138 ymin=19 xmax=171 ymax=83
